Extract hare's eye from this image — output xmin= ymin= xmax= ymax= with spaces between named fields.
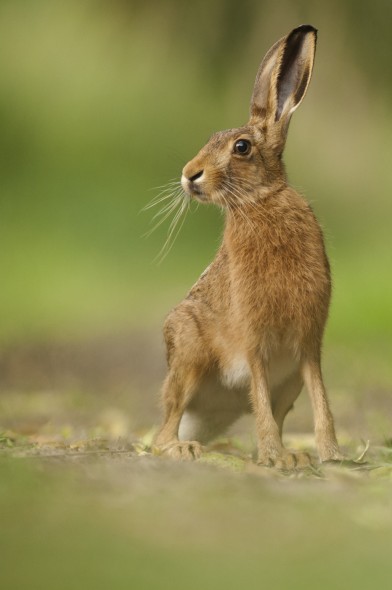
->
xmin=233 ymin=139 xmax=251 ymax=155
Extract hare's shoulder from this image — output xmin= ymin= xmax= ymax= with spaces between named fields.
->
xmin=186 ymin=246 xmax=229 ymax=301
xmin=163 ymin=247 xmax=228 ymax=334
xmin=163 ymin=247 xmax=229 ymax=361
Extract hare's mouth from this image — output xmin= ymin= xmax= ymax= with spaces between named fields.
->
xmin=181 ymin=174 xmax=207 ymax=200
xmin=190 ymin=186 xmax=207 ymax=201
xmin=190 ymin=184 xmax=203 ymax=196
xmin=185 ymin=184 xmax=206 ymax=200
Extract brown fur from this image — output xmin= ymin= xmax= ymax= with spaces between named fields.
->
xmin=155 ymin=25 xmax=342 ymax=467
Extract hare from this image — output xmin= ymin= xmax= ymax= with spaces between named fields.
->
xmin=155 ymin=25 xmax=343 ymax=468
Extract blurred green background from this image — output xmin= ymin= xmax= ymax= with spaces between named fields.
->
xmin=0 ymin=0 xmax=391 ymax=349
xmin=1 ymin=2 xmax=392 ymax=589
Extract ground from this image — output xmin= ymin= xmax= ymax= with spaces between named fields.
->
xmin=0 ymin=333 xmax=391 ymax=590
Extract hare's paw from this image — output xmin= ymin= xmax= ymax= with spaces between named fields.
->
xmin=257 ymin=450 xmax=313 ymax=471
xmin=320 ymin=451 xmax=345 ymax=464
xmin=161 ymin=441 xmax=203 ymax=461
xmin=317 ymin=441 xmax=344 ymax=463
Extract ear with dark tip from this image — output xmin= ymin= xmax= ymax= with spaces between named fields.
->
xmin=250 ymin=25 xmax=317 ymax=145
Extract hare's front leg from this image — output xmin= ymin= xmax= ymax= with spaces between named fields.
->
xmin=155 ymin=303 xmax=209 ymax=460
xmin=250 ymin=357 xmax=312 ymax=469
xmin=155 ymin=365 xmax=203 ymax=460
xmin=301 ymin=356 xmax=343 ymax=462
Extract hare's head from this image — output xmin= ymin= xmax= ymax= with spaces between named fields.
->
xmin=181 ymin=25 xmax=317 ymax=207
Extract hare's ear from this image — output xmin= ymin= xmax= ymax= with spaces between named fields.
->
xmin=250 ymin=25 xmax=317 ymax=148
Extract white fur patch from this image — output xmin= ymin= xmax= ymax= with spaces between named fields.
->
xmin=221 ymin=351 xmax=299 ymax=390
xmin=221 ymin=356 xmax=251 ymax=388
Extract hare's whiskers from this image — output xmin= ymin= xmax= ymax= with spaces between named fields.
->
xmin=151 ymin=190 xmax=184 ymax=220
xmin=143 ymin=195 xmax=182 ymax=238
xmin=142 ymin=185 xmax=183 ymax=211
xmin=155 ymin=195 xmax=190 ymax=263
xmin=143 ymin=180 xmax=190 ymax=261
xmin=148 ymin=178 xmax=182 ymax=192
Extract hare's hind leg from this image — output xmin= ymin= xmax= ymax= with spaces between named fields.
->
xmin=178 ymin=402 xmax=244 ymax=445
xmin=179 ymin=378 xmax=249 ymax=444
xmin=271 ymin=371 xmax=303 ymax=436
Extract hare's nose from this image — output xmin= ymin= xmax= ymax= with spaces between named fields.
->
xmin=188 ymin=170 xmax=204 ymax=182
xmin=181 ymin=169 xmax=204 ymax=195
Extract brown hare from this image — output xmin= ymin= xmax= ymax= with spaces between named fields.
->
xmin=155 ymin=25 xmax=343 ymax=469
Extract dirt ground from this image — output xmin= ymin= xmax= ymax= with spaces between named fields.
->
xmin=1 ymin=331 xmax=392 ymax=590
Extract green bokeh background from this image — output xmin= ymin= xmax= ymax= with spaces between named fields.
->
xmin=0 ymin=0 xmax=391 ymax=351
xmin=1 ymin=2 xmax=392 ymax=589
